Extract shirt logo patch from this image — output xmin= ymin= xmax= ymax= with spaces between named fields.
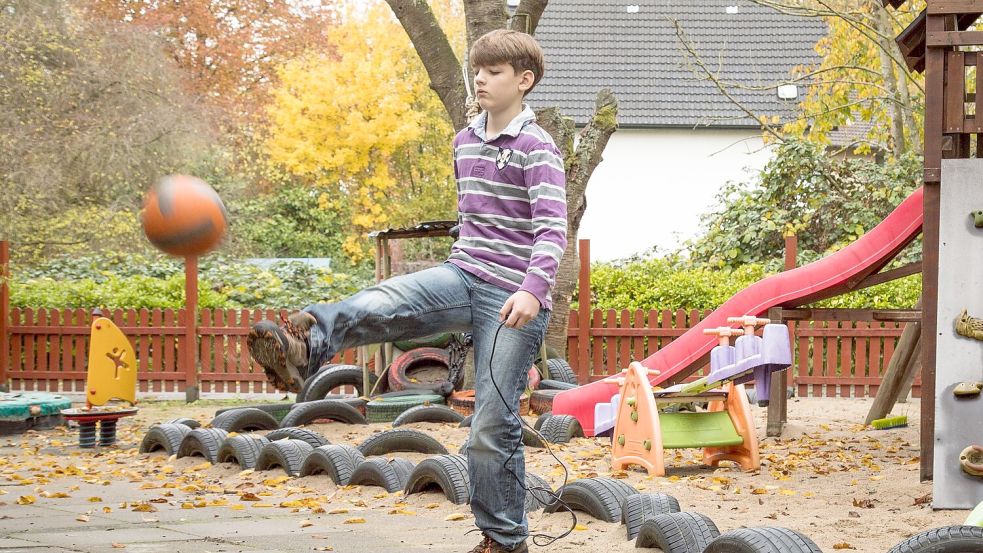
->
xmin=472 ymin=165 xmax=485 ymax=178
xmin=496 ymin=148 xmax=514 ymax=171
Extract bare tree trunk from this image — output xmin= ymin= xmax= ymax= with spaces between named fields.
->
xmin=878 ymin=6 xmax=921 ymax=155
xmin=385 ymin=0 xmax=469 ymax=130
xmin=463 ymin=0 xmax=507 ymax=55
xmin=538 ymin=90 xmax=619 ymax=354
xmin=871 ymin=3 xmax=906 ymax=155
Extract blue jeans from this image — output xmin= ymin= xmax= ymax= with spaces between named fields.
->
xmin=303 ymin=263 xmax=548 ymax=548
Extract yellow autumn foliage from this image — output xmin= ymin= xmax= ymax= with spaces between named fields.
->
xmin=266 ymin=1 xmax=463 ymax=262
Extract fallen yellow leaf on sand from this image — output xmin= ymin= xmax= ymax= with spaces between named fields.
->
xmin=188 ymin=462 xmax=211 ymax=471
xmin=238 ymin=469 xmax=254 ymax=477
xmin=252 ymin=503 xmax=275 ymax=508
xmin=388 ymin=509 xmax=415 ymax=515
xmin=445 ymin=513 xmax=467 ymax=521
xmin=229 ymin=505 xmax=245 ymax=511
xmin=328 ymin=508 xmax=349 ymax=514
xmin=88 ymin=497 xmax=102 ymax=502
xmin=832 ymin=543 xmax=855 ymax=550
xmin=131 ymin=503 xmax=157 ymax=512
xmin=425 ymin=503 xmax=440 ymax=509
xmin=344 ymin=518 xmax=366 ymax=524
xmin=16 ymin=496 xmax=35 ymax=505
xmin=300 ymin=520 xmax=313 ymax=528
xmin=180 ymin=503 xmax=194 ymax=510
xmin=111 ymin=543 xmax=126 ymax=549
xmin=574 ymin=524 xmax=589 ymax=531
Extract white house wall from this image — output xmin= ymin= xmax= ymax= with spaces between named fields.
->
xmin=577 ymin=127 xmax=775 ymax=261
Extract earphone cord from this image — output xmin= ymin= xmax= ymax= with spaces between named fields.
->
xmin=482 ymin=321 xmax=577 ymax=547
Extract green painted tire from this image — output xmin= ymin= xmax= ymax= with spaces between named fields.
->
xmin=393 ymin=333 xmax=453 ymax=351
xmin=365 ymin=394 xmax=445 ymax=424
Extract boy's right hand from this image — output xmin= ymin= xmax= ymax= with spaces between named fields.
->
xmin=500 ymin=290 xmax=540 ymax=329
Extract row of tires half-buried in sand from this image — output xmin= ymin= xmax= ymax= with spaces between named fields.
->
xmin=136 ymin=414 xmax=983 ymax=552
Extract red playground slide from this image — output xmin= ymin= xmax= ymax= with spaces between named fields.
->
xmin=553 ymin=187 xmax=924 ymax=435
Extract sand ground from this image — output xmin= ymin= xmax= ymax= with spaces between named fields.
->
xmin=0 ymin=396 xmax=971 ymax=552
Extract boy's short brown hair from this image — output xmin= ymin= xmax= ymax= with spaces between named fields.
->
xmin=470 ymin=29 xmax=545 ymax=96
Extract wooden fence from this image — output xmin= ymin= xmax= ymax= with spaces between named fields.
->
xmin=3 ymin=307 xmax=358 ymax=394
xmin=566 ymin=308 xmax=921 ymax=398
xmin=2 ymin=305 xmax=920 ymax=398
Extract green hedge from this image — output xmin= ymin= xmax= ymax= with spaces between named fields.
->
xmin=10 ymin=252 xmax=921 ymax=311
xmin=587 ymin=257 xmax=921 ymax=311
xmin=10 ymin=253 xmax=371 ymax=309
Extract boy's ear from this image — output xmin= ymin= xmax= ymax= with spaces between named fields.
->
xmin=518 ymin=69 xmax=535 ymax=92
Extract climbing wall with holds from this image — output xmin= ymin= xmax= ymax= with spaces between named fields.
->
xmin=934 ymin=159 xmax=983 ymax=508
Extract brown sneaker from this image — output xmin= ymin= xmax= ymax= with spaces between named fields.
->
xmin=468 ymin=536 xmax=528 ymax=553
xmin=247 ymin=311 xmax=317 ymax=393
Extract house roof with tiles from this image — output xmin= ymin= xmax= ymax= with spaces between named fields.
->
xmin=526 ymin=0 xmax=828 ymax=129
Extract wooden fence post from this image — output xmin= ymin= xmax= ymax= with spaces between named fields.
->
xmin=0 ymin=240 xmax=8 ymax=392
xmin=184 ymin=256 xmax=199 ymax=402
xmin=576 ymin=239 xmax=591 ymax=383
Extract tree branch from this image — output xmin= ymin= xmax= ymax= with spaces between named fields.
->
xmin=385 ymin=0 xmax=469 ymax=129
xmin=670 ymin=17 xmax=786 ymax=143
xmin=508 ymin=0 xmax=548 ymax=34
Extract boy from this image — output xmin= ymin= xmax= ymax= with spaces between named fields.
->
xmin=248 ymin=29 xmax=566 ymax=553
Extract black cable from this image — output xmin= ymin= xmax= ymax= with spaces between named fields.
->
xmin=483 ymin=320 xmax=577 ymax=547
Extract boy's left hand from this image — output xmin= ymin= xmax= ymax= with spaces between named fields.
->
xmin=500 ymin=291 xmax=540 ymax=329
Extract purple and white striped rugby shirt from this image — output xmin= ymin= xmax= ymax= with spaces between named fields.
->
xmin=447 ymin=105 xmax=568 ymax=310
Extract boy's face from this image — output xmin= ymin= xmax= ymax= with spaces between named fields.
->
xmin=473 ymin=63 xmax=534 ymax=112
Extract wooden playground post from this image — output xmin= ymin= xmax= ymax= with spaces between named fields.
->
xmin=184 ymin=256 xmax=199 ymax=402
xmin=0 ymin=240 xmax=8 ymax=392
xmin=576 ymin=239 xmax=591 ymax=383
xmin=766 ymin=234 xmax=797 ymax=436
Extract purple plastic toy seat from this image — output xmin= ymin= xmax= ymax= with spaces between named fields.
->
xmin=704 ymin=324 xmax=792 ymax=406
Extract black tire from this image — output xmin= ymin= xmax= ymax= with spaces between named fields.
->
xmin=524 ymin=472 xmax=554 ymax=512
xmin=295 ymin=363 xmax=336 ymax=403
xmin=635 ymin=512 xmax=720 ymax=552
xmin=622 ymin=492 xmax=681 ymax=540
xmin=393 ymin=333 xmax=452 ymax=351
xmin=404 ymin=454 xmax=470 ymax=505
xmin=530 ymin=389 xmax=561 ymax=414
xmin=886 ymin=526 xmax=983 ymax=553
xmin=366 ymin=394 xmax=445 ymax=424
xmin=298 ymin=364 xmax=375 ymax=403
xmin=544 ymin=477 xmax=637 ymax=522
xmin=703 ymin=527 xmax=823 ymax=553
xmin=279 ymin=399 xmax=367 ymax=427
xmin=459 ymin=414 xmax=473 ymax=428
xmin=540 ymin=414 xmax=584 ymax=443
xmin=140 ymin=423 xmax=191 ymax=455
xmin=538 ymin=379 xmax=577 ymax=391
xmin=255 ymin=439 xmax=314 ymax=476
xmin=299 ymin=444 xmax=365 ymax=485
xmin=162 ymin=418 xmax=200 ymax=429
xmin=216 ymin=434 xmax=270 ymax=469
xmin=534 ymin=345 xmax=564 ymax=372
xmin=265 ymin=427 xmax=330 ymax=448
xmin=176 ymin=428 xmax=229 ymax=464
xmin=349 ymin=457 xmax=415 ymax=493
xmin=392 ymin=404 xmax=465 ymax=427
xmin=215 ymin=403 xmax=294 ymax=423
xmin=545 ymin=358 xmax=577 ymax=385
xmin=534 ymin=412 xmax=552 ymax=431
xmin=357 ymin=428 xmax=449 ymax=456
xmin=209 ymin=408 xmax=280 ymax=432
